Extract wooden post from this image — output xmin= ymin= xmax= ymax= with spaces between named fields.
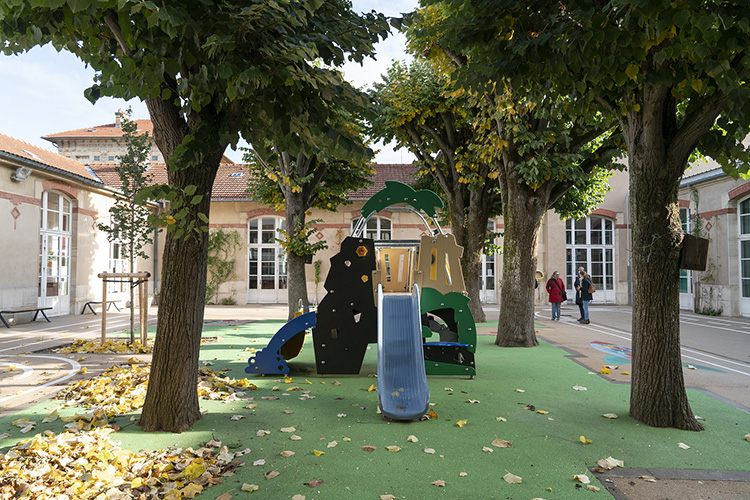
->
xmin=139 ymin=280 xmax=148 ymax=345
xmin=98 ymin=271 xmax=151 ymax=345
xmin=101 ymin=273 xmax=107 ymax=344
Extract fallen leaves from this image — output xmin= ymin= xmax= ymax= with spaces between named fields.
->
xmin=455 ymin=419 xmax=467 ymax=428
xmin=503 ymin=472 xmax=522 ymax=484
xmin=362 ymin=445 xmax=377 ymax=453
xmin=572 ymin=473 xmax=590 ymax=484
xmin=491 ymin=438 xmax=513 ymax=448
xmin=602 ymin=413 xmax=619 ymax=419
xmin=280 ymin=426 xmax=296 ymax=433
xmin=306 ymin=479 xmax=324 ymax=487
xmin=745 ymin=433 xmax=750 ymax=442
xmin=423 ymin=447 xmax=436 ymax=454
xmin=407 ymin=435 xmax=419 ymax=443
xmin=386 ymin=446 xmax=401 ymax=453
xmin=597 ymin=456 xmax=624 ymax=470
xmin=579 ymin=435 xmax=592 ymax=445
xmin=678 ymin=442 xmax=691 ymax=449
xmin=265 ymin=470 xmax=280 ymax=480
xmin=600 ymin=366 xmax=612 ymax=374
xmin=0 ymin=430 xmax=241 ymax=500
xmin=431 ymin=480 xmax=446 ymax=487
xmin=312 ymin=450 xmax=325 ymax=457
xmin=280 ymin=450 xmax=295 ymax=457
xmin=572 ymin=385 xmax=587 ymax=391
xmin=242 ymin=483 xmax=259 ymax=492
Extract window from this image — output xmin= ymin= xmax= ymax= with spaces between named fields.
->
xmin=565 ymin=216 xmax=615 ymax=299
xmin=248 ymin=217 xmax=287 ymax=293
xmin=680 ymin=208 xmax=691 ymax=294
xmin=108 ymin=156 xmax=115 ymax=161
xmin=93 ymin=155 xmax=101 ymax=162
xmin=152 ymin=155 xmax=159 ymax=161
xmin=739 ymin=198 xmax=750 ymax=298
xmin=352 ymin=216 xmax=391 ymax=240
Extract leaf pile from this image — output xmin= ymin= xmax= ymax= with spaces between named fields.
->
xmin=55 ymin=340 xmax=151 ymax=354
xmin=0 ymin=428 xmax=241 ymax=500
xmin=54 ymin=362 xmax=258 ymax=419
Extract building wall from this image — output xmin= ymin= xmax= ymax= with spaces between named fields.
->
xmin=0 ymin=161 xmax=156 ymax=322
xmin=52 ymin=138 xmax=163 ymax=164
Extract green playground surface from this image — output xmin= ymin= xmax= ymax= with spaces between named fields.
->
xmin=2 ymin=319 xmax=749 ymax=499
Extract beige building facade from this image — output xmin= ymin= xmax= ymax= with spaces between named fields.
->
xmin=6 ymin=113 xmax=749 ymax=324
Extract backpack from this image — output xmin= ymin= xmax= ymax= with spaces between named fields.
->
xmin=587 ymin=282 xmax=596 ymax=294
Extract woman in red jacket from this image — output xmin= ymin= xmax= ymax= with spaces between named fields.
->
xmin=545 ymin=271 xmax=566 ymax=321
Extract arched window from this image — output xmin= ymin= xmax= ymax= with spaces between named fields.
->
xmin=565 ymin=215 xmax=615 ymax=303
xmin=351 ymin=216 xmax=391 ymax=240
xmin=39 ymin=191 xmax=73 ymax=315
xmin=247 ymin=217 xmax=287 ymax=304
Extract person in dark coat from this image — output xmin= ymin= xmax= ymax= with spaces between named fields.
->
xmin=574 ymin=266 xmax=585 ymax=321
xmin=545 ymin=271 xmax=565 ymax=320
xmin=579 ymin=271 xmax=594 ymax=324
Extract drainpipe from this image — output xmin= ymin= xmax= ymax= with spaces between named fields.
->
xmin=626 ymin=192 xmax=632 ymax=305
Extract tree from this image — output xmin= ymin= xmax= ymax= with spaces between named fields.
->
xmin=1 ymin=0 xmax=390 ymax=432
xmin=97 ymin=109 xmax=154 ymax=343
xmin=245 ymin=124 xmax=374 ymax=320
xmin=408 ymin=4 xmax=622 ymax=346
xmin=426 ymin=0 xmax=750 ymax=430
xmin=371 ymin=60 xmax=502 ymax=322
xmin=206 ymin=228 xmax=241 ymax=305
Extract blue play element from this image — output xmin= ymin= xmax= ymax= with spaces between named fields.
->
xmin=377 ymin=284 xmax=430 ymax=420
xmin=245 ymin=312 xmax=316 ymax=375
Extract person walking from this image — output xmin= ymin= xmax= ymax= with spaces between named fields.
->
xmin=574 ymin=266 xmax=585 ymax=321
xmin=579 ymin=271 xmax=594 ymax=324
xmin=545 ymin=271 xmax=566 ymax=320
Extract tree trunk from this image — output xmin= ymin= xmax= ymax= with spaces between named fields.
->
xmin=286 ymin=195 xmax=309 ymax=321
xmin=626 ymin=88 xmax=703 ymax=431
xmin=495 ymin=173 xmax=546 ymax=347
xmin=138 ymin=99 xmax=226 ymax=432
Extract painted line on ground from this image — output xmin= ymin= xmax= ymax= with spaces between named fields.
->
xmin=0 ymin=355 xmax=81 ymax=406
xmin=0 ymin=361 xmax=34 ymax=381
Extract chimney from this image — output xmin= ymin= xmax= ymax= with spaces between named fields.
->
xmin=115 ymin=109 xmax=123 ymax=127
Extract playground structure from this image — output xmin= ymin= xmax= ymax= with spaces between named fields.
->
xmin=246 ymin=181 xmax=477 ymax=419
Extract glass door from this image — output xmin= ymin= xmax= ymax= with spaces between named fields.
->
xmin=247 ymin=217 xmax=288 ymax=304
xmin=39 ymin=192 xmax=72 ymax=315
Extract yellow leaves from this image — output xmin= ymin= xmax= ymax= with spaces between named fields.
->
xmin=580 ymin=436 xmax=593 ymax=445
xmin=180 ymin=482 xmax=203 ymax=498
xmin=166 ymin=215 xmax=176 ymax=225
xmin=242 ymin=483 xmax=260 ymax=492
xmin=691 ymin=79 xmax=703 ymax=93
xmin=312 ymin=450 xmax=325 ymax=457
xmin=503 ymin=472 xmax=522 ymax=484
xmin=367 ymin=384 xmax=376 ymax=392
xmin=600 ymin=366 xmax=612 ymax=374
xmin=536 ymin=410 xmax=549 ymax=415
xmin=427 ymin=409 xmax=438 ymax=419
xmin=76 ymin=367 xmax=88 ymax=374
xmin=456 ymin=419 xmax=468 ymax=428
xmin=0 ymin=430 xmax=236 ymax=500
xmin=625 ymin=64 xmax=639 ymax=81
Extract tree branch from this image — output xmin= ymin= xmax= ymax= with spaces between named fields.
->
xmin=103 ymin=12 xmax=134 ymax=57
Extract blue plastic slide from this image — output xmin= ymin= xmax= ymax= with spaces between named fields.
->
xmin=245 ymin=311 xmax=316 ymax=375
xmin=377 ymin=284 xmax=430 ymax=420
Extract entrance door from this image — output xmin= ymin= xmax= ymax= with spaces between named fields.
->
xmin=247 ymin=217 xmax=288 ymax=304
xmin=679 ymin=208 xmax=694 ymax=309
xmin=480 ymin=221 xmax=498 ymax=304
xmin=38 ymin=192 xmax=72 ymax=316
xmin=739 ymin=198 xmax=750 ymax=316
xmin=566 ymin=216 xmax=616 ymax=303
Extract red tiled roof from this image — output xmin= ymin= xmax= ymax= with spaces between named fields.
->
xmin=42 ymin=120 xmax=154 ymax=141
xmin=0 ymin=133 xmax=100 ymax=183
xmin=88 ymin=162 xmax=416 ymax=202
xmin=349 ymin=164 xmax=418 ymax=200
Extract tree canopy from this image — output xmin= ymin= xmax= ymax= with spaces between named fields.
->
xmin=420 ymin=0 xmax=750 ymax=430
xmin=404 ymin=2 xmax=623 ymax=345
xmin=1 ymin=0 xmax=391 ymax=432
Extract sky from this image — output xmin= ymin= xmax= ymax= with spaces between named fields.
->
xmin=0 ymin=0 xmax=418 ymax=164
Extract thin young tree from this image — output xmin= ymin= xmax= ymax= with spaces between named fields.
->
xmin=97 ymin=109 xmax=154 ymax=343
